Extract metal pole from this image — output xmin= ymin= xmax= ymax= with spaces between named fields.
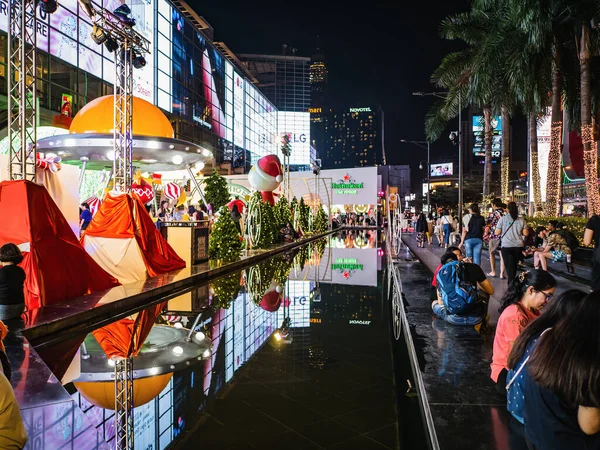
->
xmin=427 ymin=142 xmax=431 ymax=213
xmin=458 ymin=93 xmax=464 ymax=231
xmin=187 ymin=166 xmax=209 ymax=210
xmin=79 ymin=157 xmax=89 ymax=193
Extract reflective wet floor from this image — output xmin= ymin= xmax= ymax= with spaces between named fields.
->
xmin=38 ymin=232 xmax=400 ymax=449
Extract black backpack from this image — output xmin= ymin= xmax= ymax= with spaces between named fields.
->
xmin=556 ymin=229 xmax=579 ymax=251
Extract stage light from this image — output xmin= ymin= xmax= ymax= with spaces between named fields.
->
xmin=133 ymin=54 xmax=146 ymax=69
xmin=202 ymin=149 xmax=212 ymax=157
xmin=193 ymin=161 xmax=205 ymax=172
xmin=195 ymin=331 xmax=205 ymax=341
xmin=40 ymin=0 xmax=58 ymax=14
xmin=173 ymin=322 xmax=183 ymax=329
xmin=104 ymin=37 xmax=118 ymax=53
xmin=91 ymin=24 xmax=108 ymax=45
xmin=202 ymin=349 xmax=211 ymax=358
xmin=172 ymin=155 xmax=183 ymax=165
xmin=172 ymin=346 xmax=183 ymax=356
xmin=113 ymin=4 xmax=136 ymax=26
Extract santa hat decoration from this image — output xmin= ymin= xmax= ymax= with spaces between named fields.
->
xmin=258 ymin=281 xmax=283 ymax=312
xmin=257 ymin=154 xmax=283 ymax=183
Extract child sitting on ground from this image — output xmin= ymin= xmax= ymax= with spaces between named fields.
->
xmin=0 ymin=244 xmax=26 ymax=321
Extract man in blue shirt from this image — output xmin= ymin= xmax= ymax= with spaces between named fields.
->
xmin=80 ymin=202 xmax=93 ymax=235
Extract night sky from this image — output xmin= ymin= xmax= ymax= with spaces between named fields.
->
xmin=188 ymin=0 xmax=471 ymax=189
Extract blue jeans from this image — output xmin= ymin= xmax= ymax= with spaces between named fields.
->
xmin=433 ymin=302 xmax=484 ymax=326
xmin=464 ymin=238 xmax=483 ymax=266
xmin=443 ymin=224 xmax=452 ymax=245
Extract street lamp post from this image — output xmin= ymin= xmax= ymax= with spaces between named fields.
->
xmin=413 ymin=91 xmax=463 ymax=230
xmin=400 ymin=139 xmax=430 ymax=213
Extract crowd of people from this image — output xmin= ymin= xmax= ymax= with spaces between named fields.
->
xmin=414 ymin=199 xmax=579 ymax=284
xmin=424 ymin=198 xmax=600 ymax=448
xmin=432 ymin=237 xmax=600 ymax=448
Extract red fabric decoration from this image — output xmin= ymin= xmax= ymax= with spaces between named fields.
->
xmin=0 ymin=180 xmax=120 ymax=310
xmin=84 ymin=193 xmax=186 ymax=277
xmin=131 ymin=178 xmax=154 ymax=204
xmin=92 ymin=302 xmax=166 ymax=359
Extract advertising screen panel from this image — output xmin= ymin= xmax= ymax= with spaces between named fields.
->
xmin=531 ymin=108 xmax=551 ymax=202
xmin=277 ymin=111 xmax=311 ymax=166
xmin=473 ymin=115 xmax=502 ymax=164
xmin=233 ymin=71 xmax=245 ymax=147
xmin=430 ymin=163 xmax=453 ymax=177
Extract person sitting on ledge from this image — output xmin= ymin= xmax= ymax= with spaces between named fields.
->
xmin=432 ymin=251 xmax=494 ymax=326
xmin=0 ymin=244 xmax=26 ymax=321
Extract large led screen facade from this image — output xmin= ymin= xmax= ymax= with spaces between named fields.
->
xmin=277 ymin=111 xmax=311 ymax=168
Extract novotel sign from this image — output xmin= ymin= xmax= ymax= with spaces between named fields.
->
xmin=349 ymin=107 xmax=372 ymax=113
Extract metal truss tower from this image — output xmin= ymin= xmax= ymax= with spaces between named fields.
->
xmin=8 ymin=0 xmax=38 ymax=181
xmin=114 ymin=358 xmax=135 ymax=449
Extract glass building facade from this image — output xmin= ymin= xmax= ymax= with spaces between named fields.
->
xmin=0 ymin=0 xmax=278 ymax=170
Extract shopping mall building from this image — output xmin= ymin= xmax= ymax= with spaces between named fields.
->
xmin=0 ymin=0 xmax=298 ymax=172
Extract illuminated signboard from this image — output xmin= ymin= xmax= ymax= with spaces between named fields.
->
xmin=309 ymin=107 xmax=322 ymax=113
xmin=233 ymin=71 xmax=245 ymax=148
xmin=331 ymin=258 xmax=363 ymax=271
xmin=332 ymin=173 xmax=364 ymax=195
xmin=278 ymin=111 xmax=311 ymax=166
xmin=349 ymin=107 xmax=371 ymax=113
xmin=430 ymin=163 xmax=453 ymax=177
xmin=473 ymin=115 xmax=502 ymax=163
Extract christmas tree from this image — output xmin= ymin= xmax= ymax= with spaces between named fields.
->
xmin=290 ymin=196 xmax=299 ymax=229
xmin=211 ymin=270 xmax=242 ymax=310
xmin=298 ymin=197 xmax=309 ymax=231
xmin=315 ymin=205 xmax=328 ymax=233
xmin=204 ymin=170 xmax=230 ymax=212
xmin=209 ymin=206 xmax=243 ymax=261
xmin=274 ymin=196 xmax=292 ymax=228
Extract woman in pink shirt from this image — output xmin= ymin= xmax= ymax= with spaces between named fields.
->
xmin=490 ymin=269 xmax=556 ymax=391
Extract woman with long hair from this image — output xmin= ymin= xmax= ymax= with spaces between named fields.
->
xmin=415 ymin=213 xmax=428 ymax=247
xmin=427 ymin=213 xmax=435 ymax=244
xmin=506 ymin=289 xmax=587 ymax=425
xmin=523 ymin=291 xmax=600 ymax=448
xmin=490 ymin=269 xmax=556 ymax=390
xmin=441 ymin=209 xmax=453 ymax=248
xmin=494 ymin=202 xmax=528 ymax=282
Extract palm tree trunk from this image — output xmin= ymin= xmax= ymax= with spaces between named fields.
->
xmin=580 ymin=23 xmax=600 ymax=216
xmin=501 ymin=105 xmax=511 ymax=202
xmin=529 ymin=113 xmax=542 ymax=211
xmin=482 ymin=105 xmax=493 ymax=197
xmin=544 ymin=45 xmax=563 ymax=216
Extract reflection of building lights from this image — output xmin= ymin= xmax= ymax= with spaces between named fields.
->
xmin=173 ymin=322 xmax=183 ymax=329
xmin=195 ymin=332 xmax=205 ymax=341
xmin=172 ymin=346 xmax=183 ymax=356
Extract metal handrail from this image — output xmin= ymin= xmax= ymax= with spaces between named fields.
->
xmin=385 ymin=231 xmax=440 ymax=450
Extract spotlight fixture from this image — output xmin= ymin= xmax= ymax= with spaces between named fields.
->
xmin=132 ymin=53 xmax=146 ymax=69
xmin=90 ymin=24 xmax=108 ymax=45
xmin=113 ymin=4 xmax=136 ymax=27
xmin=104 ymin=37 xmax=118 ymax=53
xmin=39 ymin=0 xmax=58 ymax=14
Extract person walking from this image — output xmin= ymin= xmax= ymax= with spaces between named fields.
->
xmin=584 ymin=214 xmax=600 ymax=290
xmin=415 ymin=213 xmax=428 ymax=248
xmin=495 ymin=202 xmax=528 ymax=282
xmin=486 ymin=198 xmax=505 ymax=278
xmin=427 ymin=213 xmax=435 ymax=245
xmin=459 ymin=203 xmax=486 ymax=266
xmin=441 ymin=209 xmax=453 ymax=248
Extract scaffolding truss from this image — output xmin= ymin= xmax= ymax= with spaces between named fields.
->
xmin=114 ymin=47 xmax=134 ymax=191
xmin=114 ymin=357 xmax=134 ymax=450
xmin=8 ymin=0 xmax=37 ymax=181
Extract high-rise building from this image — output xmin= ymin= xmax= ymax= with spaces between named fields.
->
xmin=239 ymin=51 xmax=314 ymax=170
xmin=309 ymin=45 xmax=327 ymax=162
xmin=322 ymin=107 xmax=385 ymax=169
xmin=238 ymin=52 xmax=311 ymax=112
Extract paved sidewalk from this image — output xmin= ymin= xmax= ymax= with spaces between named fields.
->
xmin=400 ymin=233 xmax=591 ymax=326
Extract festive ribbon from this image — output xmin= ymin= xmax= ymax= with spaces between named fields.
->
xmin=36 ymin=153 xmax=62 ymax=173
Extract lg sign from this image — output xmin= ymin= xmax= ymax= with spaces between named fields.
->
xmin=283 ymin=132 xmax=306 ymax=144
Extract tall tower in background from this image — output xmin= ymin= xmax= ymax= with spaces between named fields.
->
xmin=309 ymin=39 xmax=327 ymax=161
